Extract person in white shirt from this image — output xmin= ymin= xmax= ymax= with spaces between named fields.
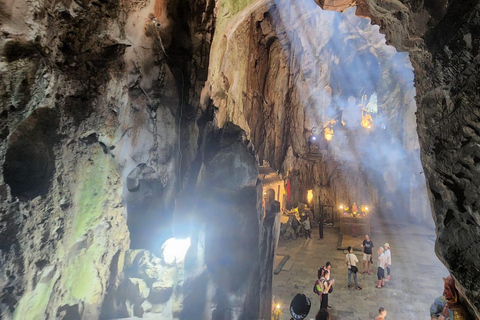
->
xmin=302 ymin=216 xmax=312 ymax=239
xmin=345 ymin=246 xmax=362 ymax=290
xmin=376 ymin=247 xmax=386 ymax=288
xmin=384 ymin=243 xmax=392 ymax=281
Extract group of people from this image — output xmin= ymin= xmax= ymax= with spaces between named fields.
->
xmin=287 ymin=226 xmax=475 ymax=320
xmin=344 ymin=235 xmax=392 ymax=291
xmin=310 ymin=234 xmax=392 ymax=320
xmin=359 ymin=235 xmax=392 ymax=288
xmin=290 ymin=212 xmax=325 ymax=240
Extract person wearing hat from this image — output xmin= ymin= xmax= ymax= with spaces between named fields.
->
xmin=429 ymin=275 xmax=470 ymax=320
xmin=384 ymin=243 xmax=391 ymax=281
xmin=289 ymin=293 xmax=311 ymax=320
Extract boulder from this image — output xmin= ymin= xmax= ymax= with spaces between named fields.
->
xmin=147 ymin=281 xmax=174 ymax=304
xmin=125 ymin=278 xmax=149 ymax=306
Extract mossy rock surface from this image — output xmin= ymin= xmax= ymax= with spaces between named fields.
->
xmin=71 ymin=145 xmax=115 ymax=242
xmin=13 ymin=271 xmax=59 ymax=320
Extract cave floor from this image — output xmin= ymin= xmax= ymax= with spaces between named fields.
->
xmin=272 ymin=215 xmax=448 ymax=320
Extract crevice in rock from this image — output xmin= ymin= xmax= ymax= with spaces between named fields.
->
xmin=2 ymin=40 xmax=39 ymax=62
xmin=125 ymin=163 xmax=171 ymax=251
xmin=3 ymin=108 xmax=59 ymax=200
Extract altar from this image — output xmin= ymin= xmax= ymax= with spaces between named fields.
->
xmin=339 ymin=215 xmax=370 ymax=237
xmin=338 ymin=205 xmax=371 ymax=237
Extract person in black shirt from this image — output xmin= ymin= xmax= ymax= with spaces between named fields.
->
xmin=361 ymin=234 xmax=374 ymax=275
xmin=318 ymin=212 xmax=325 ymax=240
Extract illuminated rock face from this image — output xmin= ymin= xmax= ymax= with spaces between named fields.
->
xmin=207 ymin=0 xmax=429 ymax=225
xmin=0 ymin=0 xmax=480 ymax=319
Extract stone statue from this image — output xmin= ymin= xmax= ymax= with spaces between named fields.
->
xmin=352 ymin=202 xmax=358 ymax=215
xmin=430 ymin=275 xmax=470 ymax=320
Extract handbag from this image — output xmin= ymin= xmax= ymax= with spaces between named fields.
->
xmin=313 ymin=279 xmax=321 ymax=295
xmin=349 ymin=254 xmax=358 ymax=273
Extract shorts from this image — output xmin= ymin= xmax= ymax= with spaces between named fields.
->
xmin=363 ymin=253 xmax=372 ymax=261
xmin=377 ymin=267 xmax=385 ymax=280
xmin=387 ymin=266 xmax=391 ymax=276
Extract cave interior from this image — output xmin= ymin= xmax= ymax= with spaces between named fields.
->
xmin=0 ymin=0 xmax=479 ymax=319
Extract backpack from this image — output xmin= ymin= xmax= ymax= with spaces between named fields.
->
xmin=313 ymin=279 xmax=322 ymax=295
xmin=317 ymin=266 xmax=325 ymax=279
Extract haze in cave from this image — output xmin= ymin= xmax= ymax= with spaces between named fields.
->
xmin=0 ymin=0 xmax=479 ymax=319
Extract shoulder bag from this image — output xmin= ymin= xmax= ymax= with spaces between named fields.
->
xmin=349 ymin=254 xmax=358 ymax=273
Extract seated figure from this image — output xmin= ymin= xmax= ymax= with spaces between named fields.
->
xmin=430 ymin=275 xmax=470 ymax=320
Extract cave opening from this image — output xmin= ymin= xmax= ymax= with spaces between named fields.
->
xmin=125 ymin=163 xmax=173 ymax=251
xmin=258 ymin=2 xmax=450 ymax=318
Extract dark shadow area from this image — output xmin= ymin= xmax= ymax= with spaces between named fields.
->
xmin=3 ymin=108 xmax=59 ymax=200
xmin=125 ymin=163 xmax=174 ymax=251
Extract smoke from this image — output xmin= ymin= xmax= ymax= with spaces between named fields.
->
xmin=269 ymin=0 xmax=431 ymax=223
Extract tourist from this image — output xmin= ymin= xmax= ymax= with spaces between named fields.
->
xmin=318 ymin=212 xmax=325 ymax=240
xmin=384 ymin=243 xmax=391 ymax=281
xmin=362 ymin=234 xmax=374 ymax=274
xmin=345 ymin=246 xmax=362 ymax=290
xmin=374 ymin=307 xmax=387 ymax=320
xmin=302 ymin=216 xmax=312 ymax=239
xmin=289 ymin=293 xmax=311 ymax=320
xmin=320 ymin=270 xmax=334 ymax=310
xmin=376 ymin=247 xmax=386 ymax=288
xmin=291 ymin=215 xmax=301 ymax=239
xmin=318 ymin=261 xmax=332 ymax=280
xmin=315 ymin=308 xmax=330 ymax=320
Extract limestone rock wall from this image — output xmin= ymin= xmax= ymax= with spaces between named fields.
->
xmin=0 ymin=0 xmax=217 ymax=318
xmin=1 ymin=0 xmax=279 ymax=318
xmin=0 ymin=0 xmax=131 ymax=318
xmin=206 ymin=0 xmax=429 ymax=222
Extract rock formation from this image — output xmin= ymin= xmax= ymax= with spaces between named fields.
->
xmin=207 ymin=0 xmax=430 ymax=223
xmin=0 ymin=0 xmax=480 ymax=318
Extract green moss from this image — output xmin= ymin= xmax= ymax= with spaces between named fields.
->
xmin=72 ymin=145 xmax=113 ymax=242
xmin=216 ymin=0 xmax=255 ymax=32
xmin=63 ymin=242 xmax=103 ymax=302
xmin=14 ymin=146 xmax=117 ymax=318
xmin=13 ymin=272 xmax=59 ymax=320
xmin=61 ymin=145 xmax=116 ymax=303
xmin=214 ymin=89 xmax=228 ymax=100
xmin=220 ymin=0 xmax=252 ymax=17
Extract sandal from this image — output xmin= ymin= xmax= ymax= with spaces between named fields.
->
xmin=375 ymin=286 xmax=382 ymax=289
